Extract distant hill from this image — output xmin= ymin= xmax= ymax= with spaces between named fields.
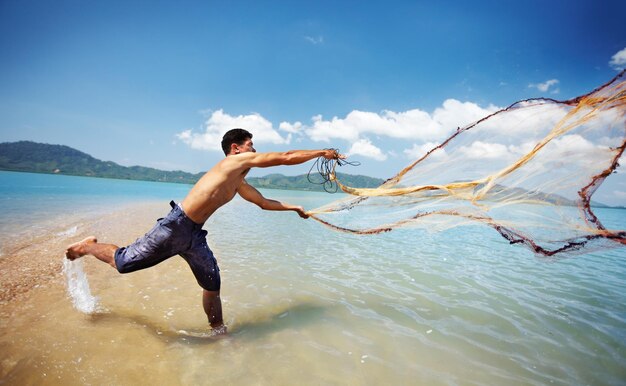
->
xmin=248 ymin=172 xmax=383 ymax=191
xmin=0 ymin=140 xmax=204 ymax=184
xmin=0 ymin=141 xmax=385 ymax=191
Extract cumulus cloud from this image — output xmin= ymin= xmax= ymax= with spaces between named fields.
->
xmin=347 ymin=138 xmax=387 ymax=161
xmin=439 ymin=131 xmax=608 ymax=164
xmin=508 ymin=140 xmax=538 ymax=157
xmin=305 ymin=99 xmax=498 ymax=143
xmin=550 ymin=134 xmax=598 ymax=153
xmin=403 ymin=142 xmax=448 ymax=160
xmin=544 ymin=134 xmax=610 ymax=167
xmin=279 ymin=121 xmax=303 ymax=134
xmin=458 ymin=141 xmax=511 ymax=160
xmin=529 ymin=79 xmax=560 ymax=93
xmin=609 ymin=47 xmax=626 ymax=71
xmin=179 ymin=100 xmax=499 ymax=160
xmin=177 ymin=109 xmax=290 ymax=151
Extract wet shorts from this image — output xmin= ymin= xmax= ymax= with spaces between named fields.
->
xmin=114 ymin=201 xmax=221 ymax=291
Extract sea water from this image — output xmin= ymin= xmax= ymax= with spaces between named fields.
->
xmin=0 ymin=171 xmax=625 ymax=385
xmin=0 ymin=170 xmax=190 ymax=256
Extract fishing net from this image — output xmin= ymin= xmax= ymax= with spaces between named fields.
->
xmin=307 ymin=71 xmax=626 ymax=257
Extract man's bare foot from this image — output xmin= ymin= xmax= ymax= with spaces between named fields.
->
xmin=65 ymin=236 xmax=97 ymax=260
xmin=210 ymin=324 xmax=228 ymax=337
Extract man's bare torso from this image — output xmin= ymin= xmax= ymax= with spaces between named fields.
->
xmin=181 ymin=156 xmax=248 ymax=224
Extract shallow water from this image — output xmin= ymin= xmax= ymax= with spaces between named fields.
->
xmin=0 ymin=172 xmax=625 ymax=385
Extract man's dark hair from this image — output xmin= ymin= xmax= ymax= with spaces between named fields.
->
xmin=221 ymin=128 xmax=252 ymax=155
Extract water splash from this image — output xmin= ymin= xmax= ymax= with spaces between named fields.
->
xmin=62 ymin=258 xmax=100 ymax=314
xmin=57 ymin=225 xmax=78 ymax=237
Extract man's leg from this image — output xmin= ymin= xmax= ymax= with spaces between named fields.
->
xmin=65 ymin=236 xmax=118 ymax=269
xmin=203 ymin=290 xmax=226 ymax=334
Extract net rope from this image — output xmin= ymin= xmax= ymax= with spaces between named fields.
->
xmin=306 ymin=71 xmax=626 ymax=257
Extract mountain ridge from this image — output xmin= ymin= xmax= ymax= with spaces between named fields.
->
xmin=0 ymin=140 xmax=385 ymax=191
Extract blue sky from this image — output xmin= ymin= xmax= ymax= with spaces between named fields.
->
xmin=1 ymin=0 xmax=625 ymax=204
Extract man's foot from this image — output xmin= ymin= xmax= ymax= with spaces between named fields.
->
xmin=65 ymin=236 xmax=97 ymax=260
xmin=210 ymin=324 xmax=228 ymax=337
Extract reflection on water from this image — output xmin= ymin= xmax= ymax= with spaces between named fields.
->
xmin=0 ymin=187 xmax=625 ymax=385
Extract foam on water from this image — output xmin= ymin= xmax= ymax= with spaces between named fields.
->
xmin=62 ymin=258 xmax=100 ymax=314
xmin=56 ymin=225 xmax=78 ymax=237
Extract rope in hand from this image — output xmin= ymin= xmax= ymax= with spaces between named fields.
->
xmin=307 ymin=149 xmax=361 ymax=193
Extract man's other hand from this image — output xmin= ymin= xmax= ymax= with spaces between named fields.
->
xmin=294 ymin=206 xmax=310 ymax=219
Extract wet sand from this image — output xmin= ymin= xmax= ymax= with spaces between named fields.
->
xmin=0 ymin=203 xmax=179 ymax=383
xmin=0 ymin=203 xmax=159 ymax=308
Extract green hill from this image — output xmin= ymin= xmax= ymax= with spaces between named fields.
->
xmin=248 ymin=172 xmax=383 ymax=191
xmin=0 ymin=141 xmax=384 ymax=191
xmin=0 ymin=140 xmax=204 ymax=183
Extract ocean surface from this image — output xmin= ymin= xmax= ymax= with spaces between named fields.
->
xmin=0 ymin=170 xmax=625 ymax=385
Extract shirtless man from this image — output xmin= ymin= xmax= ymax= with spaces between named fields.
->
xmin=65 ymin=128 xmax=343 ymax=335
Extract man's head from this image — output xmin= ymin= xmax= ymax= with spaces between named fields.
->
xmin=221 ymin=128 xmax=255 ymax=156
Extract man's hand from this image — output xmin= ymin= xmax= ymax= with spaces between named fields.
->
xmin=323 ymin=149 xmax=346 ymax=160
xmin=294 ymin=206 xmax=309 ymax=219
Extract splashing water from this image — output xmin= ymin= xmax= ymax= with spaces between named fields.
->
xmin=309 ymin=71 xmax=626 ymax=257
xmin=62 ymin=258 xmax=100 ymax=314
xmin=56 ymin=225 xmax=78 ymax=237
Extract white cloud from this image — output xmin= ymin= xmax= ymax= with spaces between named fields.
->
xmin=529 ymin=79 xmax=560 ymax=93
xmin=304 ymin=35 xmax=324 ymax=45
xmin=609 ymin=47 xmax=626 ymax=71
xmin=550 ymin=134 xmax=599 ymax=154
xmin=474 ymin=100 xmax=568 ymax=138
xmin=179 ymin=100 xmax=499 ymax=160
xmin=279 ymin=121 xmax=303 ymax=134
xmin=177 ymin=109 xmax=290 ymax=151
xmin=433 ymin=99 xmax=498 ymax=133
xmin=448 ymin=135 xmax=608 ymax=164
xmin=508 ymin=140 xmax=537 ymax=157
xmin=347 ymin=138 xmax=387 ymax=161
xmin=458 ymin=141 xmax=510 ymax=159
xmin=305 ymin=99 xmax=498 ymax=143
xmin=403 ymin=142 xmax=448 ymax=160
xmin=547 ymin=135 xmax=609 ymax=166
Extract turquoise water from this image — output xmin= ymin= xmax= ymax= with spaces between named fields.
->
xmin=0 ymin=171 xmax=190 ymax=253
xmin=1 ymin=171 xmax=625 ymax=385
xmin=0 ymin=170 xmax=190 ymax=223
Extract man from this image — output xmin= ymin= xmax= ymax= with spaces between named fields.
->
xmin=65 ymin=128 xmax=343 ymax=335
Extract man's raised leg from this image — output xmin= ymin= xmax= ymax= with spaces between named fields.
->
xmin=65 ymin=237 xmax=119 ymax=269
xmin=203 ymin=290 xmax=227 ymax=335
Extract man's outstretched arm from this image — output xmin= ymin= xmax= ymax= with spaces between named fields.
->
xmin=238 ymin=149 xmax=343 ymax=168
xmin=238 ymin=180 xmax=309 ymax=218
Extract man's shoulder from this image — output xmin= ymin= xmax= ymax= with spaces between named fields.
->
xmin=226 ymin=152 xmax=270 ymax=169
xmin=223 ymin=152 xmax=259 ymax=163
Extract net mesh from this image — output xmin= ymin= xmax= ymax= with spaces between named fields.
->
xmin=308 ymin=71 xmax=626 ymax=257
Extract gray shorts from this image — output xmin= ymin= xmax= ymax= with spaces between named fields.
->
xmin=114 ymin=201 xmax=221 ymax=291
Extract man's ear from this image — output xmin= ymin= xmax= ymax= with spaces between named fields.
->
xmin=230 ymin=143 xmax=239 ymax=154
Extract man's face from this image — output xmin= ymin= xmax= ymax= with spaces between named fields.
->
xmin=235 ymin=138 xmax=256 ymax=154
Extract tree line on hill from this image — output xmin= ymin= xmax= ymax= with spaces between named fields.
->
xmin=0 ymin=141 xmax=384 ymax=191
